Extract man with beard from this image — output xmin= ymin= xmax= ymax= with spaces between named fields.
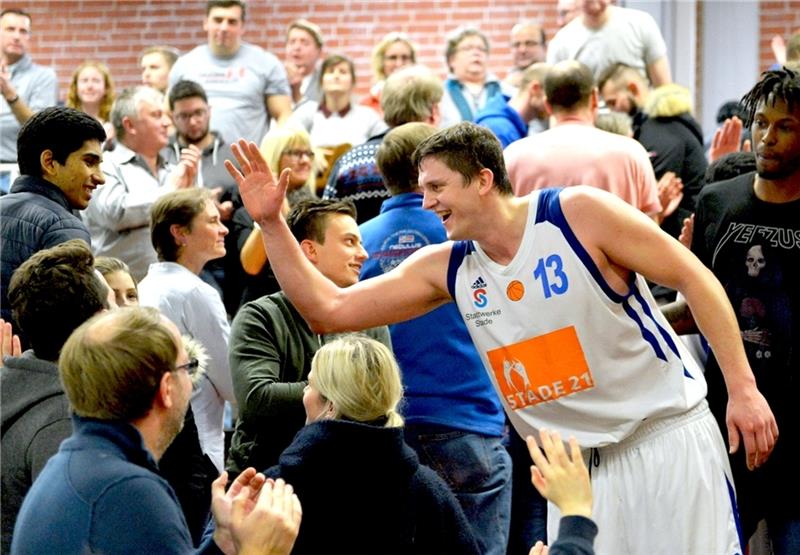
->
xmin=666 ymin=66 xmax=800 ymax=554
xmin=10 ymin=306 xmax=302 ymax=554
xmin=598 ymin=63 xmax=707 ymax=239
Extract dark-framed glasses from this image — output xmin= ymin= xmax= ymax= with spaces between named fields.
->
xmin=175 ymin=358 xmax=200 ymax=376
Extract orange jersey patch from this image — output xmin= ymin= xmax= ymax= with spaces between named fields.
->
xmin=487 ymin=326 xmax=595 ymax=410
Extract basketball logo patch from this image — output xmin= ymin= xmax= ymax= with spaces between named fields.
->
xmin=506 ymin=280 xmax=525 ymax=301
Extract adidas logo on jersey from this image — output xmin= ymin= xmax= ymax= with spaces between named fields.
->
xmin=471 ymin=276 xmax=487 ymax=289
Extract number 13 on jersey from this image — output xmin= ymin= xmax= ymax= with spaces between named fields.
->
xmin=533 ymin=254 xmax=569 ymax=299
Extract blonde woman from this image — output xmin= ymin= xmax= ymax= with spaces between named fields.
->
xmin=94 ymin=256 xmax=139 ymax=307
xmin=361 ymin=32 xmax=417 ymax=115
xmin=263 ymin=334 xmax=480 ymax=554
xmin=232 ymin=126 xmax=317 ymax=304
xmin=65 ymin=61 xmax=116 ymax=144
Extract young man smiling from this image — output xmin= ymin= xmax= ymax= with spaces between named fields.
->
xmin=226 ymin=198 xmax=391 ymax=477
xmin=230 ymin=121 xmax=776 ymax=555
xmin=0 ymin=106 xmax=105 ymax=334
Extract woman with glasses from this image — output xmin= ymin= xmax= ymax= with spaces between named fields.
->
xmin=231 ymin=126 xmax=318 ymax=305
xmin=361 ymin=32 xmax=417 ymax=116
xmin=439 ymin=27 xmax=510 ymax=128
xmin=138 ymin=189 xmax=235 ymax=475
xmin=289 ymin=54 xmax=388 ymax=148
xmin=263 ymin=334 xmax=479 ymax=554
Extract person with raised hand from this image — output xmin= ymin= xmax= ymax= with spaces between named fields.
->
xmin=526 ymin=430 xmax=595 ymax=555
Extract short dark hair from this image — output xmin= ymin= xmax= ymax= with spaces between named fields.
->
xmin=17 ymin=107 xmax=106 ymax=177
xmin=411 ymin=122 xmax=513 ymax=196
xmin=741 ymin=66 xmax=800 ymax=127
xmin=150 ymin=189 xmax=212 ymax=262
xmin=168 ymin=80 xmax=208 ymax=111
xmin=704 ymin=152 xmax=757 ymax=184
xmin=544 ymin=61 xmax=594 ymax=112
xmin=287 ymin=198 xmax=357 ymax=244
xmin=320 ymin=54 xmax=356 ymax=89
xmin=206 ymin=0 xmax=246 ymax=21
xmin=8 ymin=239 xmax=107 ymax=361
xmin=377 ymin=122 xmax=438 ymax=196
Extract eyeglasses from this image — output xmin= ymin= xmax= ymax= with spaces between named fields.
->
xmin=456 ymin=44 xmax=488 ymax=54
xmin=174 ymin=108 xmax=208 ymax=123
xmin=283 ymin=149 xmax=315 ymax=160
xmin=512 ymin=40 xmax=544 ymax=49
xmin=385 ymin=54 xmax=413 ymax=62
xmin=175 ymin=358 xmax=200 ymax=376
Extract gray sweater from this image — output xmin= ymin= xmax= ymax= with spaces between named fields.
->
xmin=1 ymin=351 xmax=72 ymax=554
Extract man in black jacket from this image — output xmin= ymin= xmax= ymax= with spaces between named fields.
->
xmin=0 ymin=106 xmax=105 ymax=333
xmin=598 ymin=63 xmax=707 ymax=239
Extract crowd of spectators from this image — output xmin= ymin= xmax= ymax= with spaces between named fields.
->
xmin=2 ymin=1 xmax=800 ymax=553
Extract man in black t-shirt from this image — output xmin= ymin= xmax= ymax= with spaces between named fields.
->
xmin=665 ymin=66 xmax=800 ymax=554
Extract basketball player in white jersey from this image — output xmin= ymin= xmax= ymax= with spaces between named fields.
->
xmin=227 ymin=122 xmax=777 ymax=555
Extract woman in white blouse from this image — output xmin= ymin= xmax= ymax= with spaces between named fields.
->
xmin=289 ymin=54 xmax=388 ymax=148
xmin=138 ymin=188 xmax=235 ymax=473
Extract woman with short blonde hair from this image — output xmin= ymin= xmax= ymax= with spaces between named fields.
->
xmin=263 ymin=334 xmax=479 ymax=554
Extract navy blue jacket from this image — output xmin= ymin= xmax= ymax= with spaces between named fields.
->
xmin=11 ymin=416 xmax=219 ymax=554
xmin=265 ymin=419 xmax=480 ymax=554
xmin=0 ymin=175 xmax=90 ymax=326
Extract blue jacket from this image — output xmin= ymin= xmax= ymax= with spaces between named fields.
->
xmin=11 ymin=416 xmax=219 ymax=554
xmin=475 ymin=93 xmax=528 ymax=148
xmin=0 ymin=175 xmax=90 ymax=326
xmin=359 ymin=193 xmax=504 ymax=437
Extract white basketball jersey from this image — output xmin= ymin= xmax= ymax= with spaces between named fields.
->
xmin=447 ymin=189 xmax=707 ymax=447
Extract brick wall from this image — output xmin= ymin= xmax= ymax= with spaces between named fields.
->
xmin=758 ymin=1 xmax=800 ymax=72
xmin=23 ymin=0 xmax=557 ymax=101
xmin=18 ymin=1 xmax=800 ymax=104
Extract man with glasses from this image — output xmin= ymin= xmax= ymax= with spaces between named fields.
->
xmin=11 ymin=305 xmax=302 ymax=555
xmin=165 ymin=79 xmax=243 ymax=311
xmin=503 ymin=21 xmax=547 ymax=91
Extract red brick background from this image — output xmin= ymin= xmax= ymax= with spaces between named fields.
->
xmin=15 ymin=0 xmax=800 ymax=102
xmin=758 ymin=1 xmax=800 ymax=72
xmin=22 ymin=0 xmax=555 ymax=100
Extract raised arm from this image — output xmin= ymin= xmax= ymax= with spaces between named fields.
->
xmin=561 ymin=186 xmax=778 ymax=470
xmin=226 ymin=140 xmax=451 ymax=333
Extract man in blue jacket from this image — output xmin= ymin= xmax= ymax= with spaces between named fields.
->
xmin=0 ymin=106 xmax=105 ymax=335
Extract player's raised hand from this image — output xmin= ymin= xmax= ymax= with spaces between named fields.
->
xmin=226 ymin=139 xmax=291 ymax=226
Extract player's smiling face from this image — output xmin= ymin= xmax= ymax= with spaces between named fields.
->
xmin=419 ymin=156 xmax=479 ymax=240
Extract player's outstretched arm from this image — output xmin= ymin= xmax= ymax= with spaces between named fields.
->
xmin=226 ymin=140 xmax=451 ymax=333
